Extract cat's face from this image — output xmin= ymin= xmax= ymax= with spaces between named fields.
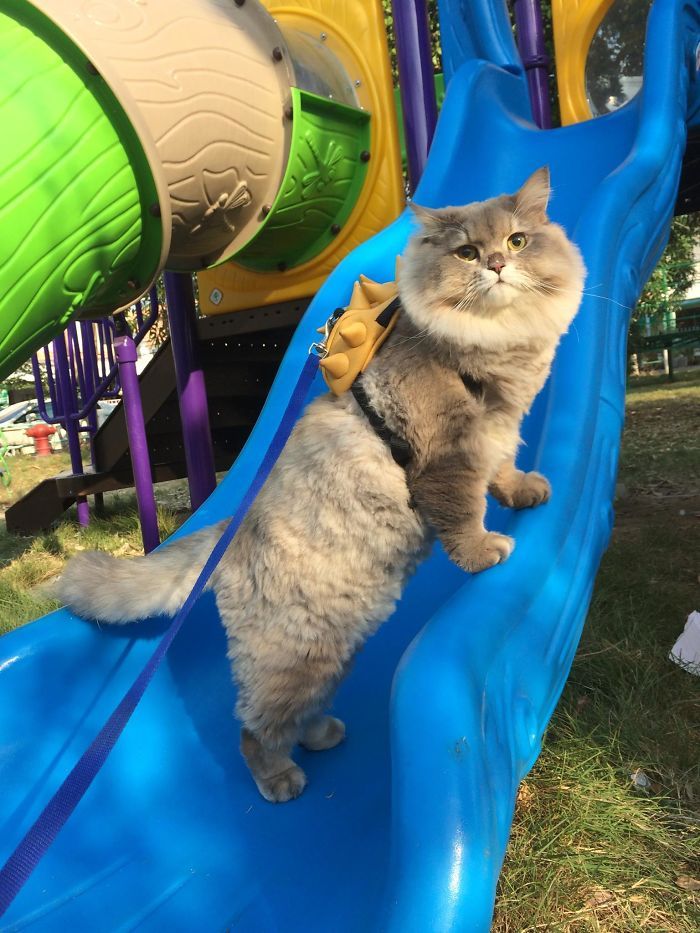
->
xmin=400 ymin=168 xmax=585 ymax=348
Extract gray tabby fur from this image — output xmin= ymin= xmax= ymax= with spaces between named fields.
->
xmin=57 ymin=168 xmax=585 ymax=803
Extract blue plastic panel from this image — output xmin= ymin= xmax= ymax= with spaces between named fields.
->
xmin=1 ymin=0 xmax=699 ymax=929
xmin=437 ymin=0 xmax=523 ymax=87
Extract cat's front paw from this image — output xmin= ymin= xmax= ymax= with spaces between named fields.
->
xmin=503 ymin=471 xmax=551 ymax=510
xmin=457 ymin=531 xmax=514 ymax=573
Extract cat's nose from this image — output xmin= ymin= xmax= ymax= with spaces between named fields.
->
xmin=487 ymin=253 xmax=506 ymax=274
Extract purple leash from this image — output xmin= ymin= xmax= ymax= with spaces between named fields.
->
xmin=0 ymin=354 xmax=319 ymax=919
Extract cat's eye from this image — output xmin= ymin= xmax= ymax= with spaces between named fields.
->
xmin=455 ymin=244 xmax=479 ymax=262
xmin=507 ymin=232 xmax=527 ymax=251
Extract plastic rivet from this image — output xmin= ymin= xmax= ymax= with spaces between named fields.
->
xmin=86 ymin=61 xmax=99 ymax=76
xmin=261 ymin=204 xmax=272 ymax=217
xmin=272 ymin=46 xmax=283 ymax=62
xmin=360 ymin=150 xmax=371 ymax=163
xmin=127 ymin=279 xmax=139 ymax=290
xmin=284 ymin=104 xmax=293 ymax=120
xmin=330 ymin=224 xmax=341 ymax=235
xmin=149 ymin=203 xmax=161 ymax=218
xmin=234 ymin=0 xmax=245 ymax=5
xmin=277 ymin=261 xmax=287 ymax=272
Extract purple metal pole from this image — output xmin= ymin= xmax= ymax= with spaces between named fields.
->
xmin=113 ymin=319 xmax=160 ymax=554
xmin=98 ymin=320 xmax=111 ymax=378
xmin=392 ymin=0 xmax=439 ymax=191
xmin=43 ymin=346 xmax=57 ymax=412
xmin=79 ymin=322 xmax=100 ymax=442
xmin=67 ymin=324 xmax=88 ymax=416
xmin=163 ymin=272 xmax=216 ymax=511
xmin=52 ymin=333 xmax=89 ymax=526
xmin=512 ymin=0 xmax=552 ymax=129
xmin=30 ymin=355 xmax=48 ymax=422
xmin=79 ymin=322 xmax=104 ymax=513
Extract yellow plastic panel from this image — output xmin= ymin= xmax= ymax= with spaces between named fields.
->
xmin=197 ymin=0 xmax=404 ymax=314
xmin=552 ymin=0 xmax=615 ymax=125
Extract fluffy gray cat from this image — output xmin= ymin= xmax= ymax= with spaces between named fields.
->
xmin=57 ymin=167 xmax=585 ymax=803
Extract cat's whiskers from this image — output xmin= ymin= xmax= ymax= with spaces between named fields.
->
xmin=513 ymin=276 xmax=586 ymax=343
xmin=388 ymin=326 xmax=431 ymax=350
xmin=457 ymin=283 xmax=481 ymax=305
xmin=511 ymin=274 xmax=546 ymax=299
xmin=535 ymin=279 xmax=632 ymax=311
xmin=451 ymin=295 xmax=474 ymax=313
xmin=451 ymin=281 xmax=485 ymax=314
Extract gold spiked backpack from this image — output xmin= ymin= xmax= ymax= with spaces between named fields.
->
xmin=314 ymin=266 xmax=401 ymax=396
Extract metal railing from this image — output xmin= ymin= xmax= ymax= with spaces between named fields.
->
xmin=30 ymin=287 xmax=160 ymax=548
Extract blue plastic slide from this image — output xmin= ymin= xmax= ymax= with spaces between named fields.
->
xmin=2 ymin=0 xmax=699 ymax=929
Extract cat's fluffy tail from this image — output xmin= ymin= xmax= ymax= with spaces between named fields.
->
xmin=55 ymin=522 xmax=226 ymax=624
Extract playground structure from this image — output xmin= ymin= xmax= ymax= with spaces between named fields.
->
xmin=1 ymin=0 xmax=700 ymax=930
xmin=631 ymin=303 xmax=700 ymax=376
xmin=627 ymin=261 xmax=700 ymax=376
xmin=6 ymin=286 xmax=315 ymax=547
xmin=2 ymin=0 xmax=403 ymax=548
xmin=0 ymin=0 xmax=401 ymax=367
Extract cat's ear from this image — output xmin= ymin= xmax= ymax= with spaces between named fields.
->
xmin=409 ymin=202 xmax=444 ymax=237
xmin=514 ymin=166 xmax=550 ymax=220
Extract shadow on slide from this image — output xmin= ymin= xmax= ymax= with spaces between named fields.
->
xmin=1 ymin=0 xmax=699 ymax=929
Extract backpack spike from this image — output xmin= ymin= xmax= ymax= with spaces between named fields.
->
xmin=319 ymin=353 xmax=350 ymax=379
xmin=339 ymin=322 xmax=367 ymax=348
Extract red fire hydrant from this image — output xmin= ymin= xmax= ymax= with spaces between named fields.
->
xmin=25 ymin=423 xmax=56 ymax=456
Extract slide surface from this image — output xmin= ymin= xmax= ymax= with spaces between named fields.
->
xmin=1 ymin=0 xmax=699 ymax=929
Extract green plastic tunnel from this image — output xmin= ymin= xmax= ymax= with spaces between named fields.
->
xmin=0 ymin=1 xmax=163 ymax=382
xmin=0 ymin=0 xmax=371 ymax=383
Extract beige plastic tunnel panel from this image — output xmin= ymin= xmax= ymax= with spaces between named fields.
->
xmin=31 ymin=0 xmax=294 ymax=271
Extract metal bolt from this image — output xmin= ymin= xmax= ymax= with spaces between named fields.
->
xmin=330 ymin=223 xmax=341 ymax=235
xmin=360 ymin=150 xmax=371 ymax=163
xmin=354 ymin=79 xmax=361 ymax=87
xmin=149 ymin=203 xmax=161 ymax=218
xmin=272 ymin=46 xmax=283 ymax=62
xmin=86 ymin=60 xmax=99 ymax=75
xmin=261 ymin=204 xmax=272 ymax=217
xmin=320 ymin=32 xmax=327 ymax=41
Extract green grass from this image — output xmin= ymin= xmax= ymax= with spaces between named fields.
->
xmin=494 ymin=367 xmax=700 ymax=931
xmin=622 ymin=368 xmax=700 ymax=495
xmin=0 ymin=451 xmax=72 ymax=511
xmin=0 ymin=374 xmax=698 ymax=928
xmin=0 ymin=493 xmax=185 ymax=634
